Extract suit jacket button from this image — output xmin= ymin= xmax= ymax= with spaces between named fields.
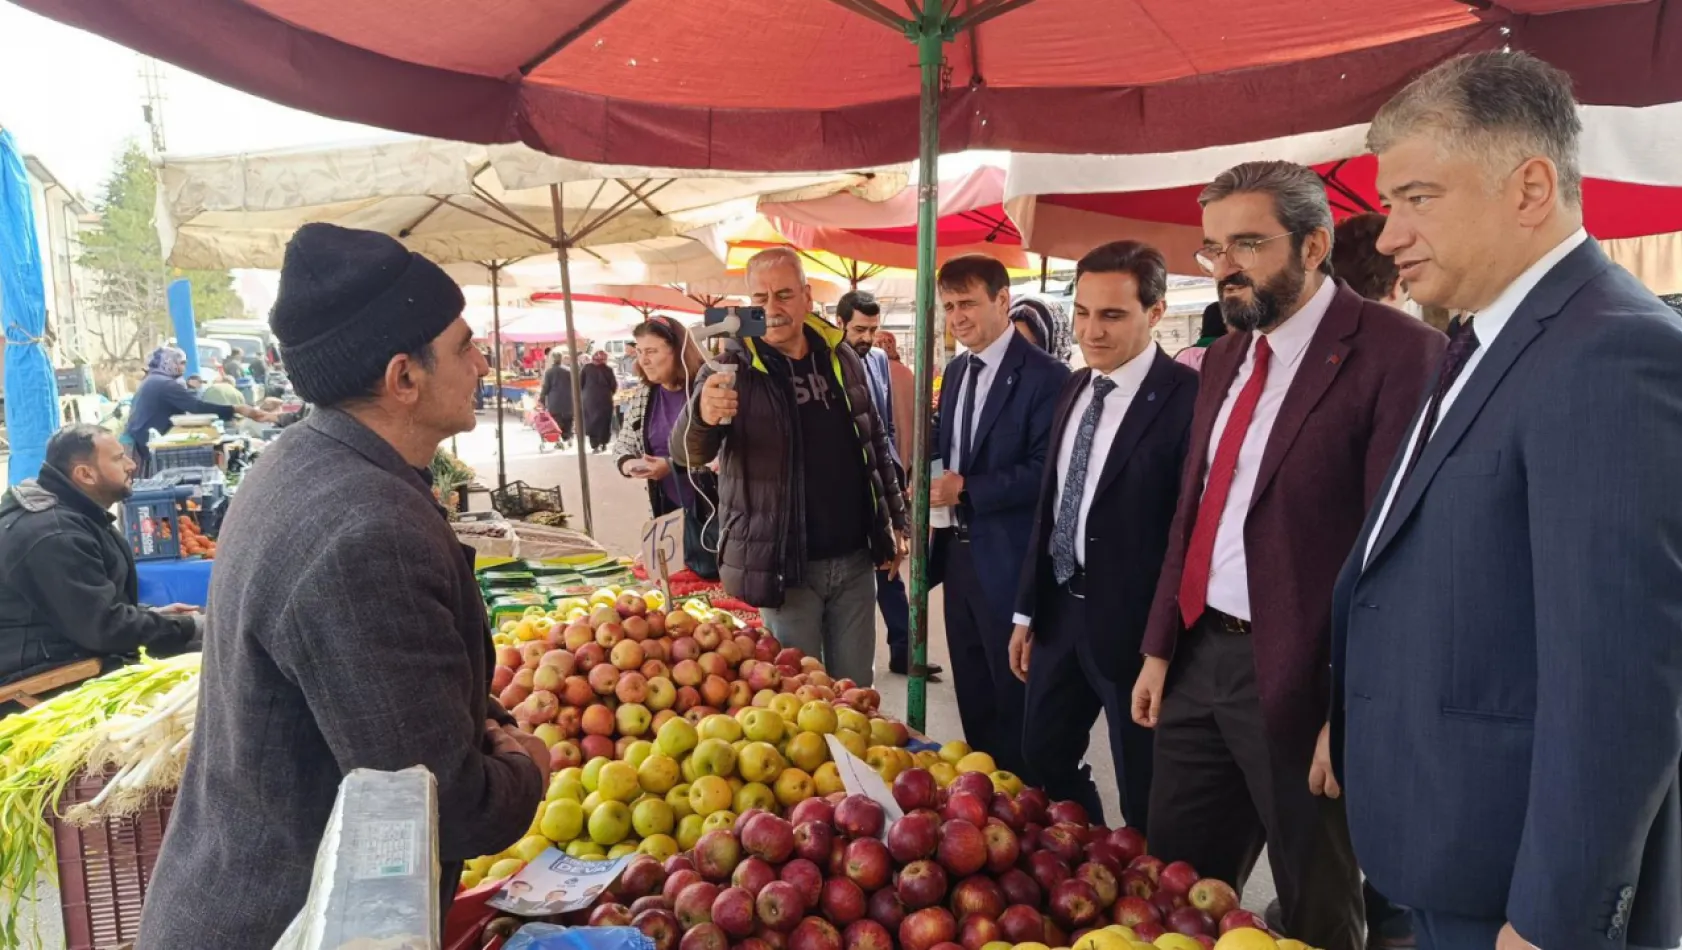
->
xmin=1620 ymin=885 xmax=1636 ymax=900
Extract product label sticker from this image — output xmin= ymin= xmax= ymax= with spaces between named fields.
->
xmin=350 ymin=819 xmax=416 ymax=879
xmin=489 ymin=850 xmax=634 ymax=917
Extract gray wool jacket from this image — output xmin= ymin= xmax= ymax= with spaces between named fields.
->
xmin=137 ymin=408 xmax=542 ymax=950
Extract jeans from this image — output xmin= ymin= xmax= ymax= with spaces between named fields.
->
xmin=759 ymin=550 xmax=877 ymax=687
xmin=877 ymin=567 xmax=910 ymax=662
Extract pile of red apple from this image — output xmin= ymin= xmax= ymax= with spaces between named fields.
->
xmin=577 ymin=770 xmax=1275 ymax=950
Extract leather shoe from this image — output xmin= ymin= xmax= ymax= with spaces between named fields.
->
xmin=889 ymin=657 xmax=943 ymax=682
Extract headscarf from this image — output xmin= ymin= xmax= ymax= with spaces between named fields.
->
xmin=146 ymin=346 xmax=188 ymax=379
xmin=1009 ymin=294 xmax=1074 ymax=364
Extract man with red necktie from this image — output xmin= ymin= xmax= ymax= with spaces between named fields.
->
xmin=1131 ymin=161 xmax=1444 ymax=950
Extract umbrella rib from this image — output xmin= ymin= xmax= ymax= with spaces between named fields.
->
xmin=821 ymin=0 xmax=910 ymax=32
xmin=437 ymin=195 xmax=555 ymax=245
xmin=473 ymin=183 xmax=565 ymax=245
xmin=950 ymin=0 xmax=1038 ymax=33
xmin=1319 ymin=161 xmax=1380 ymax=214
xmin=520 ymin=0 xmax=638 ymax=75
xmin=570 ymin=191 xmax=647 ymax=244
xmin=397 ymin=197 xmax=449 ymax=238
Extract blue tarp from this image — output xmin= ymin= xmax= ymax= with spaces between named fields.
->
xmin=1 ymin=129 xmax=60 ymax=485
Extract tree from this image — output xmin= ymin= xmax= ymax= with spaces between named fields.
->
xmin=77 ymin=142 xmax=243 ymax=374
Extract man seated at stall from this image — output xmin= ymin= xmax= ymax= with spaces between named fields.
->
xmin=0 ymin=424 xmax=201 ymax=691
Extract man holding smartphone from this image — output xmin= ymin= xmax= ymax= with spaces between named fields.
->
xmin=673 ymin=248 xmax=908 ymax=686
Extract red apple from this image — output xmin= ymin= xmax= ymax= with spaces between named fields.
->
xmin=682 ymin=923 xmax=731 ymax=950
xmin=664 ymin=869 xmax=703 ymax=903
xmin=675 ymin=881 xmax=721 ymax=929
xmin=957 ymin=915 xmax=1000 ymax=950
xmin=820 ymin=877 xmax=868 ymax=926
xmin=948 ymin=772 xmax=995 ymax=805
xmin=780 ymin=858 xmax=824 ymax=910
xmin=1083 ymin=839 xmax=1125 ymax=875
xmin=886 ymin=812 xmax=941 ymax=864
xmin=756 ymin=881 xmax=806 ymax=932
xmin=741 ymin=813 xmax=796 ymax=864
xmin=631 ymin=896 xmax=672 ymax=915
xmin=695 ymin=830 xmax=744 ymax=882
xmin=1219 ymin=909 xmax=1268 ymax=934
xmin=996 ymin=867 xmax=1040 ymax=908
xmin=635 ymin=909 xmax=681 ymax=950
xmin=620 ymin=855 xmax=668 ymax=899
xmin=789 ymin=917 xmax=843 ymax=950
xmin=936 ymin=820 xmax=988 ymax=878
xmin=898 ymin=907 xmax=957 ymax=950
xmin=591 ymin=903 xmax=633 ymax=927
xmin=1158 ymin=860 xmax=1201 ymax=897
xmin=1132 ymin=920 xmax=1166 ymax=942
xmin=940 ymin=793 xmax=988 ymax=829
xmin=732 ymin=856 xmax=778 ymax=897
xmin=948 ymin=875 xmax=1005 ymax=921
xmin=988 ymin=794 xmax=1025 ymax=831
xmin=1074 ymin=861 xmax=1118 ymax=906
xmin=834 ymin=795 xmax=887 ymax=839
xmin=1112 ymin=895 xmax=1162 ymax=929
xmin=1048 ymin=878 xmax=1102 ymax=929
xmin=896 ymin=860 xmax=949 ymax=910
xmin=1127 ymin=853 xmax=1165 ymax=883
xmin=1103 ymin=825 xmax=1144 ymax=862
xmin=793 ymin=820 xmax=834 ymax=865
xmin=893 ymin=768 xmax=939 ymax=812
xmin=981 ymin=818 xmax=1020 ymax=874
xmin=1120 ymin=867 xmax=1156 ymax=899
xmin=1187 ymin=878 xmax=1239 ymax=919
xmin=842 ymin=919 xmax=894 ymax=950
xmin=995 ymin=905 xmax=1044 ymax=944
xmin=1151 ymin=890 xmax=1186 ymax=920
xmin=1045 ymin=800 xmax=1088 ymax=827
xmin=867 ymin=886 xmax=907 ymax=932
xmin=1039 ymin=823 xmax=1085 ymax=864
xmin=1027 ymin=851 xmax=1071 ymax=895
xmin=666 ymin=855 xmax=696 ymax=875
xmin=1015 ymin=789 xmax=1049 ymax=826
xmin=1166 ymin=906 xmax=1217 ymax=938
xmin=843 ymin=837 xmax=893 ymax=892
xmin=754 ymin=925 xmax=788 ymax=950
xmin=713 ymin=887 xmax=757 ymax=938
xmin=828 ymin=837 xmax=849 ymax=879
xmin=788 ymin=798 xmax=835 ymax=827
xmin=735 ymin=808 xmax=769 ymax=839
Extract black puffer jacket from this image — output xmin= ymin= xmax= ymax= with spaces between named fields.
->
xmin=0 ymin=464 xmax=198 ymax=685
xmin=673 ymin=315 xmax=908 ymax=607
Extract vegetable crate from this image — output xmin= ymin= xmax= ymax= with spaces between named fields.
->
xmin=489 ymin=480 xmax=564 ymax=519
xmin=148 ymin=443 xmax=217 ymax=477
xmin=119 ymin=489 xmax=191 ymax=562
xmin=51 ymin=769 xmax=175 ymax=950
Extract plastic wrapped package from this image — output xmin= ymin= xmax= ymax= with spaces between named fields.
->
xmin=272 ymin=767 xmax=442 ymax=950
xmin=504 ymin=924 xmax=654 ymax=950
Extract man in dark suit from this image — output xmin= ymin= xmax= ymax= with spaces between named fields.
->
xmin=929 ymin=253 xmax=1069 ymax=779
xmin=1008 ymin=241 xmax=1195 ymax=829
xmin=1334 ymin=51 xmax=1682 ymax=950
xmin=1133 ymin=161 xmax=1444 ymax=950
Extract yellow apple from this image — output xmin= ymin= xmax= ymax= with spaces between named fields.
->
xmin=698 ymin=713 xmax=744 ymax=743
xmin=639 ymin=834 xmax=679 ymax=860
xmin=638 ymin=754 xmax=682 ymax=794
xmin=738 ymin=741 xmax=787 ymax=784
xmin=597 ymin=761 xmax=640 ymax=802
xmin=735 ymin=781 xmax=778 ymax=814
xmin=676 ymin=813 xmax=705 ymax=850
xmin=540 ymin=799 xmax=585 ymax=842
xmin=688 ymin=775 xmax=734 ymax=816
xmin=588 ymin=801 xmax=632 ymax=845
xmin=813 ymin=761 xmax=845 ymax=796
xmin=632 ymin=798 xmax=676 ymax=837
xmin=691 ymin=738 xmax=738 ymax=778
xmin=773 ymin=767 xmax=816 ymax=807
xmin=786 ymin=731 xmax=830 ymax=772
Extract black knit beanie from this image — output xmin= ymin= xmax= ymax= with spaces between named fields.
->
xmin=269 ymin=223 xmax=464 ymax=406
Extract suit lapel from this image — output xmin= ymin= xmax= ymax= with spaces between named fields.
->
xmin=1363 ymin=238 xmax=1611 ymax=568
xmin=1094 ymin=347 xmax=1176 ymax=499
xmin=1249 ymin=284 xmax=1359 ymax=510
xmin=970 ymin=334 xmax=1028 ymax=462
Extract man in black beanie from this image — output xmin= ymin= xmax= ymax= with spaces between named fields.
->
xmin=140 ymin=223 xmax=548 ymax=950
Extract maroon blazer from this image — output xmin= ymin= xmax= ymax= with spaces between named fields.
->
xmin=1142 ymin=279 xmax=1445 ymax=757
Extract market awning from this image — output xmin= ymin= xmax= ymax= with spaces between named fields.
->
xmin=14 ymin=1 xmax=1675 ymax=169
xmin=1005 ymin=103 xmax=1682 ymax=286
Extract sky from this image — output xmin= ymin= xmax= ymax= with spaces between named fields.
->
xmin=0 ymin=4 xmax=400 ymax=198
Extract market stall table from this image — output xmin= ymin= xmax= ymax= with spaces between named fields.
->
xmin=136 ymin=557 xmax=214 ymax=609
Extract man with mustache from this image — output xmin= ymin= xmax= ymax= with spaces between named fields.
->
xmin=1133 ymin=162 xmax=1444 ymax=950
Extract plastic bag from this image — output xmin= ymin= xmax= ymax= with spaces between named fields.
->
xmin=504 ymin=923 xmax=655 ymax=950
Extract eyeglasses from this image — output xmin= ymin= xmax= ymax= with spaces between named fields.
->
xmin=1195 ymin=232 xmax=1294 ymax=274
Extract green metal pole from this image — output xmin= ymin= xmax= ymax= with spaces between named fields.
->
xmin=905 ymin=12 xmax=950 ymax=734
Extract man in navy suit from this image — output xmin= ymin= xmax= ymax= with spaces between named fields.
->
xmin=1008 ymin=241 xmax=1196 ymax=829
xmin=1335 ymin=51 xmax=1682 ymax=950
xmin=929 ymin=254 xmax=1069 ymax=779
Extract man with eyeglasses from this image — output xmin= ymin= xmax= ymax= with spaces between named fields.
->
xmin=1132 ymin=161 xmax=1444 ymax=950
xmin=674 ymin=247 xmax=908 ymax=687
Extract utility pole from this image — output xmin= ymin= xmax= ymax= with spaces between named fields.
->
xmin=138 ymin=56 xmax=168 ymax=156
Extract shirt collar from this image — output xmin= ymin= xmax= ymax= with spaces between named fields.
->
xmin=1256 ymin=274 xmax=1336 ymax=370
xmin=1468 ymin=227 xmax=1589 ymax=348
xmin=1093 ymin=343 xmax=1157 ymax=397
xmin=970 ymin=324 xmax=1017 ymax=369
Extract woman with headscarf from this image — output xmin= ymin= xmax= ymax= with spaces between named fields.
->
xmin=126 ymin=346 xmax=270 ymax=472
xmin=1008 ymin=294 xmax=1074 ymax=364
xmin=579 ymin=350 xmax=619 ymax=452
xmin=1173 ymin=302 xmax=1228 ymax=372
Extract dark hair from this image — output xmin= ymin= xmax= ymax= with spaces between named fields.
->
xmin=835 ymin=290 xmax=881 ymax=325
xmin=338 ymin=343 xmax=436 ymax=407
xmin=1074 ymin=240 xmax=1169 ymax=309
xmin=46 ymin=423 xmax=112 ymax=473
xmin=1198 ymin=302 xmax=1225 ymax=340
xmin=937 ymin=254 xmax=1011 ymax=299
xmin=1332 ymin=213 xmax=1403 ymax=302
xmin=631 ymin=316 xmax=706 ymax=387
xmin=1199 ymin=161 xmax=1336 ymax=277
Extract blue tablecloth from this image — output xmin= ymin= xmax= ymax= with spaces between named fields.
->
xmin=136 ymin=558 xmax=214 ymax=608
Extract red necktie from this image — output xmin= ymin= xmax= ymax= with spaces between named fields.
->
xmin=1179 ymin=335 xmax=1272 ymax=629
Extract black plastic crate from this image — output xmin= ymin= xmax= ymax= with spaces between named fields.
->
xmin=148 ymin=443 xmax=217 ymax=476
xmin=490 ymin=480 xmax=565 ymax=518
xmin=120 ymin=488 xmax=191 ymax=561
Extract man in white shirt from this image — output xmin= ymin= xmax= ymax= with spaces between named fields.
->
xmin=1007 ymin=241 xmax=1197 ymax=829
xmin=1333 ymin=51 xmax=1682 ymax=950
xmin=1135 ymin=161 xmax=1444 ymax=950
xmin=928 ymin=254 xmax=1068 ymax=780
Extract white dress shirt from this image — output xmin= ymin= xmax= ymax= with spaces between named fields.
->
xmin=1012 ymin=346 xmax=1157 ymax=627
xmin=1363 ymin=228 xmax=1589 ymax=566
xmin=1204 ymin=275 xmax=1337 ymax=622
xmin=948 ymin=325 xmax=1018 ymax=473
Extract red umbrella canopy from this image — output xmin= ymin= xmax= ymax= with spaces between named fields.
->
xmin=15 ymin=0 xmax=1675 ymax=168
